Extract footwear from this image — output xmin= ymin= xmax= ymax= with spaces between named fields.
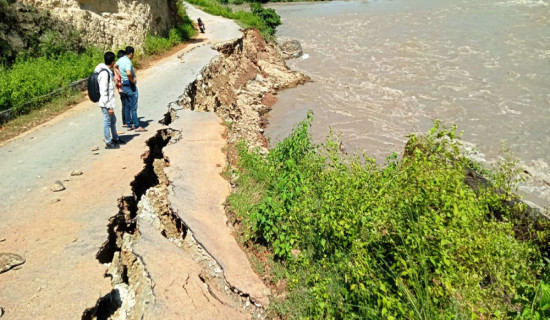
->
xmin=135 ymin=127 xmax=148 ymax=132
xmin=105 ymin=143 xmax=120 ymax=149
xmin=113 ymin=139 xmax=126 ymax=145
xmin=127 ymin=126 xmax=134 ymax=131
xmin=122 ymin=124 xmax=128 ymax=128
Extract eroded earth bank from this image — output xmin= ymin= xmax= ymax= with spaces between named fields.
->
xmin=82 ymin=29 xmax=307 ymax=319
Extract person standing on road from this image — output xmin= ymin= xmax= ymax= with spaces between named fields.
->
xmin=116 ymin=46 xmax=147 ymax=132
xmin=198 ymin=17 xmax=205 ymax=33
xmin=95 ymin=51 xmax=124 ymax=149
xmin=114 ymin=50 xmax=128 ymax=127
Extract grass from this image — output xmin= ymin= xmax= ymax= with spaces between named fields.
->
xmin=0 ymin=47 xmax=104 ymax=113
xmin=226 ymin=113 xmax=550 ymax=319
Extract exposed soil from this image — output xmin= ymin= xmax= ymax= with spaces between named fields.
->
xmin=177 ymin=29 xmax=309 ymax=152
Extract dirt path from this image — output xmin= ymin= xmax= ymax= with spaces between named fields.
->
xmin=0 ymin=4 xmax=269 ymax=319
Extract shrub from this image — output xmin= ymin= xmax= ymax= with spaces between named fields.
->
xmin=228 ymin=113 xmax=550 ymax=319
xmin=250 ymin=2 xmax=281 ymax=35
xmin=0 ymin=47 xmax=103 ymax=113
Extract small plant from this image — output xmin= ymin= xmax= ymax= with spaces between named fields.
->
xmin=511 ymin=265 xmax=550 ymax=319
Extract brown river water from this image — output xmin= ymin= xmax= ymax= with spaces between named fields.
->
xmin=264 ymin=0 xmax=550 ymax=206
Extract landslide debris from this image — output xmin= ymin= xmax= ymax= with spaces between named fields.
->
xmin=177 ymin=29 xmax=309 ymax=151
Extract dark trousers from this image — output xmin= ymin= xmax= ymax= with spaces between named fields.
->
xmin=119 ymin=92 xmax=127 ymax=125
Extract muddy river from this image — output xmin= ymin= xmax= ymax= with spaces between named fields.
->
xmin=265 ymin=0 xmax=550 ymax=206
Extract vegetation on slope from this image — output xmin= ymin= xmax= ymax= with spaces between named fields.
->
xmin=227 ymin=113 xmax=550 ymax=319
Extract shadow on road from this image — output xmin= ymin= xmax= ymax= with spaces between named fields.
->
xmin=139 ymin=119 xmax=153 ymax=129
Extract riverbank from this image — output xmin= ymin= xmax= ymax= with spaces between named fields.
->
xmin=264 ymin=0 xmax=550 ymax=208
xmin=171 ymin=24 xmax=550 ymax=320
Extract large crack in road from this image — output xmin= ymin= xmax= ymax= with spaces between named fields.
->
xmin=81 ymin=28 xmax=307 ymax=319
xmin=82 ymin=125 xmax=264 ymax=319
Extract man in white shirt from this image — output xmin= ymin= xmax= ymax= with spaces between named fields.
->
xmin=95 ymin=51 xmax=124 ymax=149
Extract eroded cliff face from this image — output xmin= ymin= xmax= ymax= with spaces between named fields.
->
xmin=177 ymin=29 xmax=309 ymax=151
xmin=19 ymin=0 xmax=182 ymax=49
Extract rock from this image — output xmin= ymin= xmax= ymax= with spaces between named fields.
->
xmin=50 ymin=198 xmax=61 ymax=204
xmin=18 ymin=0 xmax=182 ymax=50
xmin=91 ymin=146 xmax=99 ymax=152
xmin=122 ymin=166 xmax=127 ymax=169
xmin=70 ymin=170 xmax=83 ymax=176
xmin=93 ymin=152 xmax=100 ymax=155
xmin=50 ymin=180 xmax=65 ymax=192
xmin=0 ymin=253 xmax=25 ymax=274
xmin=279 ymin=39 xmax=303 ymax=60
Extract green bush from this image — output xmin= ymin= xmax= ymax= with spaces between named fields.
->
xmin=250 ymin=3 xmax=281 ymax=35
xmin=0 ymin=47 xmax=103 ymax=113
xmin=228 ymin=113 xmax=550 ymax=319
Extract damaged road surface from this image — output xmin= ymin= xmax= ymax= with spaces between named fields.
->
xmin=83 ymin=126 xmax=266 ymax=319
xmin=82 ymin=27 xmax=308 ymax=320
xmin=0 ymin=4 xmax=251 ymax=319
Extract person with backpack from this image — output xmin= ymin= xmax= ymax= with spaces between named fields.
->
xmin=114 ymin=50 xmax=128 ymax=127
xmin=117 ymin=46 xmax=147 ymax=132
xmin=94 ymin=51 xmax=124 ymax=149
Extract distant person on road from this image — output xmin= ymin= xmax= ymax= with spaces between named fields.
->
xmin=198 ymin=18 xmax=205 ymax=33
xmin=95 ymin=51 xmax=124 ymax=149
xmin=114 ymin=50 xmax=128 ymax=127
xmin=116 ymin=46 xmax=147 ymax=132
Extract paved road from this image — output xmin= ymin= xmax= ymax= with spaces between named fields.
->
xmin=0 ymin=4 xmax=240 ymax=212
xmin=0 ymin=4 xmax=243 ymax=319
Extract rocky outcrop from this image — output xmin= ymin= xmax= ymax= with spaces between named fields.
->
xmin=279 ymin=39 xmax=303 ymax=59
xmin=0 ymin=2 xmax=84 ymax=63
xmin=178 ymin=29 xmax=309 ymax=151
xmin=19 ymin=0 xmax=182 ymax=49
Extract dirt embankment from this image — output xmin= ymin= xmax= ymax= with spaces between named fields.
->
xmin=176 ymin=29 xmax=309 ymax=151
